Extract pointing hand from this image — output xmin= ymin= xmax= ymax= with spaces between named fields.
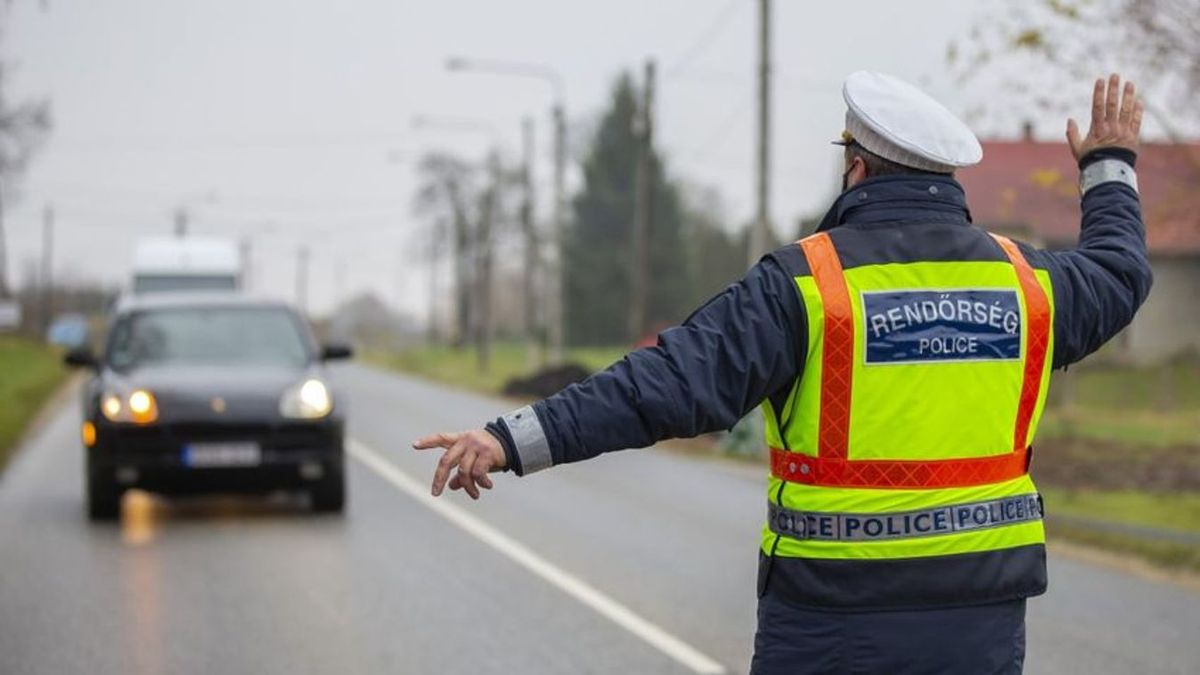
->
xmin=412 ymin=429 xmax=507 ymax=500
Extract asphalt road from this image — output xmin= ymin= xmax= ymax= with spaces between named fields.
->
xmin=1 ymin=363 xmax=1197 ymax=674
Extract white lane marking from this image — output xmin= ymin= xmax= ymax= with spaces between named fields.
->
xmin=348 ymin=439 xmax=727 ymax=675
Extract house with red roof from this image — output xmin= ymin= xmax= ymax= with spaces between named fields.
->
xmin=958 ymin=136 xmax=1200 ymax=364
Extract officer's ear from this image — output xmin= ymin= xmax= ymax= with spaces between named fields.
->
xmin=845 ymin=155 xmax=869 ymax=189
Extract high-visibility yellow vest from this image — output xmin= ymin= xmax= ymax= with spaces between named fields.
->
xmin=760 ymin=231 xmax=1053 ymax=605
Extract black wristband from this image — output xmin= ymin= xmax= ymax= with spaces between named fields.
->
xmin=1080 ymin=147 xmax=1136 ymax=170
xmin=485 ymin=420 xmax=520 ymax=475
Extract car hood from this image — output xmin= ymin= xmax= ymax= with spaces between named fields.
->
xmin=105 ymin=364 xmax=320 ymax=422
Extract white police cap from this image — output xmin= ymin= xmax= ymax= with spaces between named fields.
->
xmin=837 ymin=71 xmax=982 ymax=173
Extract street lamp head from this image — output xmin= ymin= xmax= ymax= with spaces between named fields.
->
xmin=440 ymin=55 xmax=565 ymax=103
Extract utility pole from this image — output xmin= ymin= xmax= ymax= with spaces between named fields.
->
xmin=239 ymin=236 xmax=252 ymax=292
xmin=334 ymin=256 xmax=347 ymax=310
xmin=629 ymin=59 xmax=655 ymax=342
xmin=173 ymin=208 xmax=189 ymax=238
xmin=520 ymin=116 xmax=541 ymax=367
xmin=475 ymin=153 xmax=500 ymax=374
xmin=427 ymin=225 xmax=441 ymax=345
xmin=40 ymin=205 xmax=54 ymax=334
xmin=450 ymin=183 xmax=472 ymax=349
xmin=443 ymin=56 xmax=567 ymax=363
xmin=548 ymin=104 xmax=566 ymax=363
xmin=748 ymin=0 xmax=773 ymax=266
xmin=296 ymin=245 xmax=309 ymax=316
xmin=0 ymin=188 xmax=8 ymax=298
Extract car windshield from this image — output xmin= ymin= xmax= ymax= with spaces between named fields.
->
xmin=107 ymin=306 xmax=311 ymax=370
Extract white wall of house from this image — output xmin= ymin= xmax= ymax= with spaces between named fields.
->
xmin=1123 ymin=256 xmax=1200 ymax=364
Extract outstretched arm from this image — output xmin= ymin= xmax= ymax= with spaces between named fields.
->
xmin=413 ymin=251 xmax=807 ymax=499
xmin=1031 ymin=74 xmax=1153 ymax=368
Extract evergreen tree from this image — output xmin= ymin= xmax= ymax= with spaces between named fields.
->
xmin=566 ymin=72 xmax=690 ymax=346
xmin=679 ymin=186 xmax=749 ymax=309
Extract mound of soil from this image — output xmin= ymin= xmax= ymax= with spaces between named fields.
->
xmin=1033 ymin=438 xmax=1200 ymax=491
xmin=502 ymin=363 xmax=592 ymax=399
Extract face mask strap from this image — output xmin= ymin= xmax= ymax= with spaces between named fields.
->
xmin=840 ymin=140 xmax=863 ymax=192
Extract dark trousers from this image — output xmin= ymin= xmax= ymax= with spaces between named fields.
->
xmin=750 ymin=593 xmax=1026 ymax=674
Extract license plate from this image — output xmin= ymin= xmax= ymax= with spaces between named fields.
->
xmin=183 ymin=442 xmax=261 ymax=467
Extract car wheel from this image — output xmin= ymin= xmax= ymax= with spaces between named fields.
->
xmin=86 ymin=468 xmax=121 ymax=521
xmin=311 ymin=458 xmax=345 ymax=513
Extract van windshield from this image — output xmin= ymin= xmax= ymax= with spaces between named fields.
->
xmin=133 ymin=274 xmax=239 ymax=294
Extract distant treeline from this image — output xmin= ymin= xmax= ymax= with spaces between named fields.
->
xmin=416 ymin=70 xmax=787 ymax=353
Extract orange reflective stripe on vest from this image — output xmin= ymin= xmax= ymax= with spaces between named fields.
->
xmin=989 ymin=234 xmax=1051 ymax=454
xmin=768 ymin=446 xmax=1032 ymax=488
xmin=798 ymin=233 xmax=853 ymax=461
xmin=772 ymin=232 xmax=1049 ymax=489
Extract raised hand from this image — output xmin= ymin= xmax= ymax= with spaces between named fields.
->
xmin=1066 ymin=73 xmax=1143 ymax=161
xmin=412 ymin=429 xmax=507 ymax=499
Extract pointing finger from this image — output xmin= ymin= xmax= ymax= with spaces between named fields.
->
xmin=413 ymin=432 xmax=459 ymax=450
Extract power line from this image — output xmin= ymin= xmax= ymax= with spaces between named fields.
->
xmin=663 ymin=0 xmax=746 ymax=79
xmin=677 ymin=97 xmax=754 ymax=164
xmin=748 ymin=0 xmax=772 ymax=265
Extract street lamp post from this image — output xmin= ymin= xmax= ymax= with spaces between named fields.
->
xmin=170 ymin=189 xmax=220 ymax=238
xmin=446 ymin=56 xmax=567 ymax=365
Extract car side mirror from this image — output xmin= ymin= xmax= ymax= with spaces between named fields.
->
xmin=64 ymin=346 xmax=99 ymax=370
xmin=320 ymin=343 xmax=353 ymax=361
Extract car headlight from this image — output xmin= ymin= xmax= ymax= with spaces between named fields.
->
xmin=101 ymin=393 xmax=123 ymax=420
xmin=280 ymin=378 xmax=332 ymax=419
xmin=100 ymin=389 xmax=158 ymax=424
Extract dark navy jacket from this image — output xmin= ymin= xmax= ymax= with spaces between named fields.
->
xmin=492 ymin=151 xmax=1151 ymax=473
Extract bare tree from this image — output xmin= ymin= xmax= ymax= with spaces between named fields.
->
xmin=413 ymin=149 xmax=523 ymax=372
xmin=949 ymin=0 xmax=1200 ymax=142
xmin=0 ymin=23 xmax=53 ymax=298
xmin=414 ymin=152 xmax=479 ymax=348
xmin=473 ymin=153 xmax=502 ymax=372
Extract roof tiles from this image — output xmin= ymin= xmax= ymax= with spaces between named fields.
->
xmin=958 ymin=141 xmax=1200 ymax=255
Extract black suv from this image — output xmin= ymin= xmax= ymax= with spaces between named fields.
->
xmin=65 ymin=293 xmax=352 ymax=519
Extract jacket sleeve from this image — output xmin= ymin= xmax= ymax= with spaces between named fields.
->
xmin=489 ymin=250 xmax=807 ymax=475
xmin=1024 ymin=149 xmax=1153 ymax=369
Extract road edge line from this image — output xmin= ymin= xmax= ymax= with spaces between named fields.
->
xmin=348 ymin=438 xmax=727 ymax=675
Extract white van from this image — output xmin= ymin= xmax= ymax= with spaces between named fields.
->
xmin=132 ymin=236 xmax=241 ymax=294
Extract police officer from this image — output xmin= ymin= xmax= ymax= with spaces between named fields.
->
xmin=414 ymin=72 xmax=1151 ymax=673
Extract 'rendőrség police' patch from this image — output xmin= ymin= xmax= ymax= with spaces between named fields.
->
xmin=862 ymin=289 xmax=1022 ymax=364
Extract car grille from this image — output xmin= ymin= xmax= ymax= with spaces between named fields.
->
xmin=109 ymin=422 xmax=335 ymax=452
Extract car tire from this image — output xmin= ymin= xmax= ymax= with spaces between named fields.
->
xmin=311 ymin=458 xmax=345 ymax=513
xmin=86 ymin=468 xmax=121 ymax=521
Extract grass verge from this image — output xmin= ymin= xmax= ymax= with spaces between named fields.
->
xmin=1041 ymin=488 xmax=1200 ymax=572
xmin=1046 ymin=521 xmax=1200 ymax=572
xmin=1038 ymin=408 xmax=1199 ymax=447
xmin=1039 ymin=358 xmax=1200 ymax=447
xmin=363 ymin=343 xmax=630 ymax=395
xmin=1041 ymin=488 xmax=1200 ymax=536
xmin=0 ymin=336 xmax=68 ymax=473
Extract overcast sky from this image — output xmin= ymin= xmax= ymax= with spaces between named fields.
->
xmin=5 ymin=0 xmax=1099 ymax=317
